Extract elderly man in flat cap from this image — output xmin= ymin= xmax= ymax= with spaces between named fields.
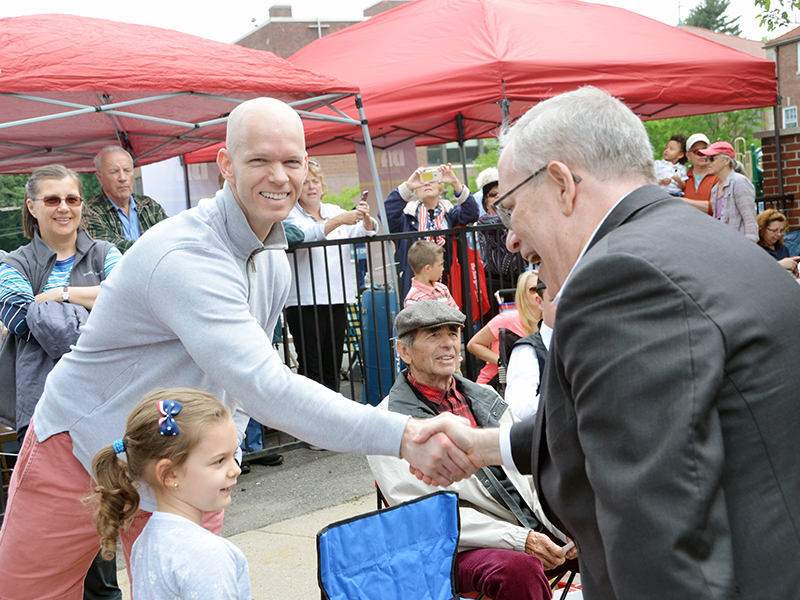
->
xmin=368 ymin=300 xmax=576 ymax=600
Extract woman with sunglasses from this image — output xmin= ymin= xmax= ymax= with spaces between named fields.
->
xmin=466 ymin=271 xmax=542 ymax=391
xmin=0 ymin=164 xmax=121 ymax=446
xmin=696 ymin=142 xmax=758 ymax=242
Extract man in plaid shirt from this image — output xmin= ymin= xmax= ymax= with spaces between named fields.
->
xmin=82 ymin=146 xmax=168 ymax=253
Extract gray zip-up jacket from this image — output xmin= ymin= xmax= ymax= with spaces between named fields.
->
xmin=33 ymin=184 xmax=407 ymax=511
xmin=0 ymin=230 xmax=113 ymax=431
xmin=369 ymin=372 xmax=565 ymax=552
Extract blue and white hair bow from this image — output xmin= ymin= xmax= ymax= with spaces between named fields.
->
xmin=157 ymin=400 xmax=182 ymax=436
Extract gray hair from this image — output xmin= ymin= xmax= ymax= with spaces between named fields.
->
xmin=94 ymin=146 xmax=133 ymax=174
xmin=397 ymin=332 xmax=416 ymax=351
xmin=501 ymin=86 xmax=656 ymax=184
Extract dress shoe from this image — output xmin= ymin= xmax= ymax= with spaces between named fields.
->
xmin=249 ymin=454 xmax=284 ymax=467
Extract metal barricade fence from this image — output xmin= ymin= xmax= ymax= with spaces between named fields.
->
xmin=247 ymin=221 xmax=527 ymax=460
xmin=282 ymin=221 xmax=525 ymax=401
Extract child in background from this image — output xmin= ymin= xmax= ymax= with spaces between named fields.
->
xmin=404 ymin=240 xmax=459 ymax=309
xmin=656 ymin=134 xmax=689 ymax=196
xmin=90 ymin=389 xmax=250 ymax=600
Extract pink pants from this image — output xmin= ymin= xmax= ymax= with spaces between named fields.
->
xmin=458 ymin=547 xmax=551 ymax=600
xmin=0 ymin=422 xmax=224 ymax=600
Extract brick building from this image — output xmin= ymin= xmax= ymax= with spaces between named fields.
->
xmin=757 ymin=28 xmax=800 ymax=227
xmin=235 ymin=5 xmax=360 ymax=59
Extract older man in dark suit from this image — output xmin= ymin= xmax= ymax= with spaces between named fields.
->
xmin=437 ymin=86 xmax=800 ymax=599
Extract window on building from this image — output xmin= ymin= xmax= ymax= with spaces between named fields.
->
xmin=783 ymin=106 xmax=798 ymax=129
xmin=426 ymin=140 xmax=483 ymax=166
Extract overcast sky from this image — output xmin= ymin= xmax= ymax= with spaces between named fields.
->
xmin=4 ymin=0 xmax=797 ymax=44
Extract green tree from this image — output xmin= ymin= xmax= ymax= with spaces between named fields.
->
xmin=0 ymin=174 xmax=28 ymax=252
xmin=80 ymin=173 xmax=102 ymax=200
xmin=325 ymin=186 xmax=361 ymax=210
xmin=685 ymin=0 xmax=742 ymax=35
xmin=644 ymin=108 xmax=765 ymax=162
xmin=468 ymin=139 xmax=500 ymax=191
xmin=754 ymin=0 xmax=798 ymax=30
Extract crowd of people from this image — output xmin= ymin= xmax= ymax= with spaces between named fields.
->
xmin=0 ymin=87 xmax=798 ymax=600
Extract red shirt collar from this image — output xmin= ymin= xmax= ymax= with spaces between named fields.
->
xmin=406 ymin=373 xmax=478 ymax=428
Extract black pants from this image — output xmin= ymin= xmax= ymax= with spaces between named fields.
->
xmin=83 ymin=551 xmax=121 ymax=600
xmin=285 ymin=304 xmax=348 ymax=393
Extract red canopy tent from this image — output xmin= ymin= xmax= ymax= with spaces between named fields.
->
xmin=288 ymin=0 xmax=777 ymax=156
xmin=0 ymin=14 xmax=367 ymax=174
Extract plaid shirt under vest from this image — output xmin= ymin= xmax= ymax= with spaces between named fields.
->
xmin=81 ymin=193 xmax=168 ymax=253
xmin=406 ymin=373 xmax=478 ymax=428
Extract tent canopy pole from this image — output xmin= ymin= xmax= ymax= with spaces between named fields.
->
xmin=356 ymin=94 xmax=401 ymax=306
xmin=456 ymin=113 xmax=469 ymax=184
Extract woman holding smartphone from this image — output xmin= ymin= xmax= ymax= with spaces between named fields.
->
xmin=283 ymin=161 xmax=378 ymax=392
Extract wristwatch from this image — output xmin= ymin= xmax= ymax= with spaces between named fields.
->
xmin=62 ymin=286 xmax=69 ymax=303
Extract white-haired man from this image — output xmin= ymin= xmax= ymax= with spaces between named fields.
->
xmin=82 ymin=146 xmax=168 ymax=253
xmin=435 ymin=86 xmax=800 ymax=599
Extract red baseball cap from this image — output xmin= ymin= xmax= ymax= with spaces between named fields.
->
xmin=695 ymin=141 xmax=735 ymax=159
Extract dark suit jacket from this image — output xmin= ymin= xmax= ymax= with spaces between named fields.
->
xmin=510 ymin=185 xmax=800 ymax=599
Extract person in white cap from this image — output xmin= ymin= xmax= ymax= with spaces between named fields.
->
xmin=476 ymin=167 xmax=523 ymax=292
xmin=682 ymin=133 xmax=719 ymax=215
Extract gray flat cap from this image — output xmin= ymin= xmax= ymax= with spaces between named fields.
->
xmin=395 ymin=300 xmax=466 ymax=338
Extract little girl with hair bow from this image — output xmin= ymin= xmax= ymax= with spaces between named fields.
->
xmin=90 ymin=388 xmax=251 ymax=599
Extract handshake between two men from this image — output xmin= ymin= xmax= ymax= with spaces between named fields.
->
xmin=401 ymin=412 xmax=501 ymax=486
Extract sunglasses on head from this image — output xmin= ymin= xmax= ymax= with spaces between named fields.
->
xmin=32 ymin=196 xmax=83 ymax=207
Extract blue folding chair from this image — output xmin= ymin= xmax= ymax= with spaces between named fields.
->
xmin=317 ymin=491 xmax=460 ymax=600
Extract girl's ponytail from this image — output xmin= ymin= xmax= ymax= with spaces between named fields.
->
xmin=90 ymin=441 xmax=140 ymax=560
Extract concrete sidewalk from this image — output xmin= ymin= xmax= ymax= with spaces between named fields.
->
xmin=118 ymin=493 xmax=377 ymax=600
